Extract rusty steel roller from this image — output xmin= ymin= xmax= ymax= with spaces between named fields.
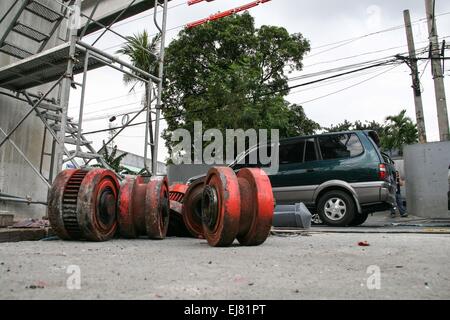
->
xmin=118 ymin=175 xmax=170 ymax=239
xmin=48 ymin=168 xmax=120 ymax=242
xmin=235 ymin=168 xmax=274 ymax=246
xmin=201 ymin=167 xmax=274 ymax=247
xmin=182 ymin=178 xmax=206 ymax=238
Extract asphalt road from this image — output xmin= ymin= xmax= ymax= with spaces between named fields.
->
xmin=1 ymin=232 xmax=449 ymax=300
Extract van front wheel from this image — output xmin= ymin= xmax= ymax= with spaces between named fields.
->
xmin=317 ymin=190 xmax=356 ymax=227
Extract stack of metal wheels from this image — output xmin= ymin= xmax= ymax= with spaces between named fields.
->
xmin=183 ymin=167 xmax=275 ymax=247
xmin=48 ymin=166 xmax=275 ymax=247
xmin=48 ymin=169 xmax=169 ymax=242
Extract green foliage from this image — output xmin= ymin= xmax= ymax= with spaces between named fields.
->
xmin=325 ymin=120 xmax=384 ymax=134
xmin=95 ymin=141 xmax=129 ymax=173
xmin=324 ymin=110 xmax=418 ymax=155
xmin=162 ymin=13 xmax=319 ymax=157
xmin=324 ymin=120 xmax=354 ymax=133
xmin=381 ymin=109 xmax=418 ymax=155
xmin=116 ymin=31 xmax=160 ymax=90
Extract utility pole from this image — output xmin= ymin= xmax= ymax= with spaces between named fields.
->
xmin=404 ymin=10 xmax=427 ymax=143
xmin=425 ymin=0 xmax=449 ymax=141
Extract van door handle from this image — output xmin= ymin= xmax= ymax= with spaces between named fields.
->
xmin=307 ymin=169 xmax=315 ymax=173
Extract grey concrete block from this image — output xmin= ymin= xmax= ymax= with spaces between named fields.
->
xmin=404 ymin=142 xmax=450 ymax=218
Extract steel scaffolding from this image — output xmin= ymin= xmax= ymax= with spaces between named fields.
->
xmin=0 ymin=0 xmax=169 ymax=206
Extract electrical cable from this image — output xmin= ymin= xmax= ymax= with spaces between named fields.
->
xmin=83 ymin=58 xmax=403 ymax=135
xmin=309 ymin=11 xmax=450 ymax=51
xmin=290 ymin=64 xmax=403 ymax=105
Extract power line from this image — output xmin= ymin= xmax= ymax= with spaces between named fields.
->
xmin=70 ymin=90 xmax=144 ymax=110
xmin=75 ymin=31 xmax=440 ymax=122
xmin=309 ymin=11 xmax=450 ymax=51
xmin=275 ymin=59 xmax=400 ymax=94
xmin=288 ymin=56 xmax=401 ymax=83
xmin=83 ymin=107 xmax=145 ymax=122
xmin=76 ymin=43 xmax=434 ymax=117
xmin=79 ymin=56 xmax=403 ymax=123
xmin=78 ymin=57 xmax=399 ymax=122
xmin=83 ymin=58 xmax=403 ymax=135
xmin=303 ymin=45 xmax=428 ymax=69
xmin=288 ymin=65 xmax=394 ymax=95
xmin=291 ymin=64 xmax=403 ymax=105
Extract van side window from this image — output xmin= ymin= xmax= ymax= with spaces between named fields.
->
xmin=279 ymin=141 xmax=305 ymax=165
xmin=318 ymin=134 xmax=363 ymax=160
xmin=235 ymin=145 xmax=273 ymax=168
xmin=304 ymin=139 xmax=317 ymax=162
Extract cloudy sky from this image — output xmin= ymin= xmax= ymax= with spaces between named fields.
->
xmin=70 ymin=0 xmax=450 ymax=163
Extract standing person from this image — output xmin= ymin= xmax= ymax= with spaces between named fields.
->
xmin=395 ymin=171 xmax=408 ymax=217
xmin=391 ymin=170 xmax=408 ymax=218
xmin=389 ymin=167 xmax=398 ymax=217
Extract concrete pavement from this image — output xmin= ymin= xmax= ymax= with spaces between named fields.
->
xmin=1 ymin=231 xmax=449 ymax=300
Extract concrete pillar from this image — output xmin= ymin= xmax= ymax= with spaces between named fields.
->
xmin=404 ymin=142 xmax=450 ymax=218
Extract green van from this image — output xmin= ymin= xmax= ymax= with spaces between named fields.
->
xmin=231 ymin=131 xmax=396 ymax=227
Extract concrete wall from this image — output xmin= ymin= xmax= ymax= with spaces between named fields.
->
xmin=167 ymin=164 xmax=213 ymax=184
xmin=404 ymin=142 xmax=450 ymax=218
xmin=105 ymin=147 xmax=166 ymax=174
xmin=0 ymin=0 xmax=67 ymax=219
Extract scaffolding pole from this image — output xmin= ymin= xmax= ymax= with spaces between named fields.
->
xmin=152 ymin=0 xmax=168 ymax=175
xmin=0 ymin=0 xmax=169 ymax=204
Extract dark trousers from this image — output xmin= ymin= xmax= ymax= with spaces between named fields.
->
xmin=391 ymin=193 xmax=406 ymax=215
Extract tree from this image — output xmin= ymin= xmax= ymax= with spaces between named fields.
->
xmin=117 ymin=31 xmax=160 ymax=88
xmin=324 ymin=111 xmax=418 ymax=155
xmin=95 ymin=141 xmax=128 ymax=173
xmin=354 ymin=120 xmax=384 ymax=133
xmin=325 ymin=120 xmax=384 ymax=134
xmin=162 ymin=13 xmax=318 ymax=158
xmin=324 ymin=120 xmax=354 ymax=133
xmin=381 ymin=109 xmax=418 ymax=155
xmin=116 ymin=31 xmax=161 ymax=163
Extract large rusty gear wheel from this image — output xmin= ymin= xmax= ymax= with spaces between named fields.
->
xmin=182 ymin=178 xmax=206 ymax=238
xmin=48 ymin=169 xmax=120 ymax=242
xmin=201 ymin=167 xmax=274 ymax=247
xmin=118 ymin=175 xmax=170 ymax=239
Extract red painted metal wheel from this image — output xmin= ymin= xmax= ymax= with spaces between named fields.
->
xmin=77 ymin=169 xmax=120 ymax=241
xmin=117 ymin=176 xmax=140 ymax=238
xmin=145 ymin=176 xmax=170 ymax=239
xmin=118 ymin=175 xmax=169 ymax=239
xmin=182 ymin=178 xmax=206 ymax=238
xmin=202 ymin=167 xmax=241 ymax=247
xmin=48 ymin=169 xmax=120 ymax=241
xmin=235 ymin=168 xmax=274 ymax=246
